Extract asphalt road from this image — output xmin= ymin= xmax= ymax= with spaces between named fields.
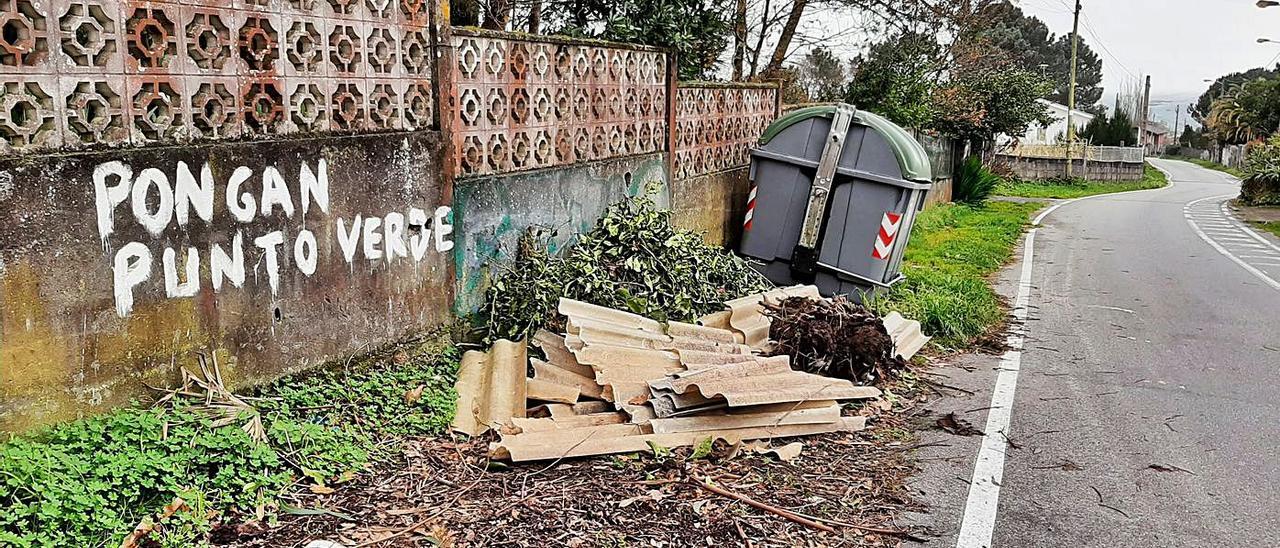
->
xmin=905 ymin=159 xmax=1280 ymax=547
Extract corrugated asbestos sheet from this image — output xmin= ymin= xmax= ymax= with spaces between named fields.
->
xmin=452 ymin=340 xmax=528 ymax=436
xmin=455 ymin=289 xmax=902 ymax=462
xmin=882 ymin=312 xmax=931 ymax=361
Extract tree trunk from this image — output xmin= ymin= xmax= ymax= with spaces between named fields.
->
xmin=731 ymin=0 xmax=747 ymax=80
xmin=747 ymin=0 xmax=772 ymax=77
xmin=452 ymin=0 xmax=481 ymax=25
xmin=763 ymin=0 xmax=808 ymax=76
xmin=528 ymin=0 xmax=542 ymax=33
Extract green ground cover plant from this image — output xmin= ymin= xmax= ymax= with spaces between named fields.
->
xmin=1252 ymin=220 xmax=1280 ymax=239
xmin=1169 ymin=156 xmax=1244 ymax=178
xmin=0 ymin=334 xmax=458 ymax=548
xmin=995 ymin=164 xmax=1168 ymax=199
xmin=869 ymin=200 xmax=1042 ymax=347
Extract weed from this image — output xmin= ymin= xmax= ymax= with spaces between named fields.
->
xmin=996 ymin=164 xmax=1168 ymax=199
xmin=869 ymin=201 xmax=1041 ymax=347
xmin=0 ymin=333 xmax=459 ymax=547
xmin=1252 ymin=220 xmax=1280 ymax=239
xmin=953 ymin=156 xmax=1001 ymax=204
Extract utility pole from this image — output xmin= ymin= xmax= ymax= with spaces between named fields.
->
xmin=1066 ymin=0 xmax=1082 ymax=177
xmin=1140 ymin=75 xmax=1152 ymax=153
xmin=1173 ymin=105 xmax=1181 ymax=148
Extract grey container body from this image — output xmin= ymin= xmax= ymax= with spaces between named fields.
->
xmin=740 ymin=112 xmax=932 ymax=300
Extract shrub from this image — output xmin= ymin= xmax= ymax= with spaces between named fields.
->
xmin=952 ymin=156 xmax=1001 ymax=204
xmin=1242 ymin=134 xmax=1280 ymax=205
xmin=481 ymin=184 xmax=773 ymax=342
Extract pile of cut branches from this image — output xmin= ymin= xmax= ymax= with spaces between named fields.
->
xmin=763 ymin=296 xmax=904 ymax=384
xmin=481 ymin=184 xmax=772 ymax=343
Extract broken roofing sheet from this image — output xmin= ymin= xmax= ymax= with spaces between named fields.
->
xmin=451 ymin=287 xmax=924 ymax=462
xmin=882 ymin=311 xmax=930 ymax=361
xmin=451 ymin=339 xmax=527 ymax=437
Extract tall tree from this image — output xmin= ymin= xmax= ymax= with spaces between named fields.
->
xmin=762 ymin=0 xmax=808 ymax=76
xmin=1205 ymin=77 xmax=1280 ymax=144
xmin=930 ymin=38 xmax=1053 ymax=143
xmin=1080 ymin=108 xmax=1136 ymax=147
xmin=969 ymin=1 xmax=1104 ymax=108
xmin=794 ymin=46 xmax=846 ymax=102
xmin=538 ymin=0 xmax=732 ymax=79
xmin=1194 ymin=65 xmax=1280 ymax=121
xmin=844 ymin=32 xmax=941 ymax=128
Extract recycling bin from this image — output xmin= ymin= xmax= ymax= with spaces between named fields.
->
xmin=739 ymin=104 xmax=933 ymax=300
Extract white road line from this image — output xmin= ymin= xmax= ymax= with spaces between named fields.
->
xmin=955 ymin=167 xmax=1175 ymax=548
xmin=1184 ymin=194 xmax=1280 ymax=292
xmin=955 ymin=228 xmax=1035 ymax=548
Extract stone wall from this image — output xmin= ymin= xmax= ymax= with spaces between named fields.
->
xmin=998 ymin=156 xmax=1145 ymax=181
xmin=0 ymin=132 xmax=452 ymax=430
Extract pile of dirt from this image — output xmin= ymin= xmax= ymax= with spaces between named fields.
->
xmin=763 ymin=296 xmax=905 ymax=384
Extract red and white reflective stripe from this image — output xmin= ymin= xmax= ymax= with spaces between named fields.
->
xmin=872 ymin=212 xmax=903 ymax=260
xmin=743 ymin=185 xmax=758 ymax=230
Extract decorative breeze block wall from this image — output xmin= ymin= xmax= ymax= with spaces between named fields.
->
xmin=0 ymin=0 xmax=435 ymax=153
xmin=451 ymin=29 xmax=668 ymax=177
xmin=673 ymin=84 xmax=779 ymax=180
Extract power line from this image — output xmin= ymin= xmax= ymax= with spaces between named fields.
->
xmin=1079 ymin=13 xmax=1139 ymax=80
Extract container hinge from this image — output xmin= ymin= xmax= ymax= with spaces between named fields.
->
xmin=791 ymin=103 xmax=856 ymax=275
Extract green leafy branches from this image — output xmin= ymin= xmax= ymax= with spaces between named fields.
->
xmin=481 ymin=186 xmax=772 ymax=343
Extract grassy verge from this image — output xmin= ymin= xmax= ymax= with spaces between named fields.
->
xmin=995 ymin=164 xmax=1168 ymax=199
xmin=1252 ymin=221 xmax=1280 ymax=239
xmin=0 ymin=334 xmax=459 ymax=548
xmin=1165 ymin=156 xmax=1244 ymax=177
xmin=869 ymin=200 xmax=1042 ymax=348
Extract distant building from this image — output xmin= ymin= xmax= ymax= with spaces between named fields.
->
xmin=1140 ymin=122 xmax=1170 ymax=153
xmin=1005 ymin=99 xmax=1095 ymax=146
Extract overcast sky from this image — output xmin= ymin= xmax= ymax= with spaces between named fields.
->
xmin=1017 ymin=0 xmax=1280 ymax=124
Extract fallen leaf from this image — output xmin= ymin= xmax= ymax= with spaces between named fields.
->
xmin=404 ymin=385 xmax=426 ymax=405
xmin=160 ymin=497 xmax=188 ymax=519
xmin=393 ymin=351 xmax=409 ymax=364
xmin=310 ymin=484 xmax=336 ymax=495
xmin=119 ymin=516 xmax=155 ymax=548
xmin=937 ymin=412 xmax=982 ymax=436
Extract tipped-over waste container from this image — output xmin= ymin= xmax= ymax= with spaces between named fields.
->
xmin=739 ymin=104 xmax=933 ymax=299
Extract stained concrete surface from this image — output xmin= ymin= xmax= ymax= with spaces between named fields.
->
xmin=904 ymin=159 xmax=1280 ymax=547
xmin=0 ymin=132 xmax=452 ymax=431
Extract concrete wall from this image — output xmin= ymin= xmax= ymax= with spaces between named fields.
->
xmin=0 ymin=132 xmax=453 ymax=430
xmin=451 ymin=153 xmax=668 ymax=313
xmin=669 ymin=167 xmax=751 ymax=248
xmin=998 ymin=156 xmax=1145 ymax=181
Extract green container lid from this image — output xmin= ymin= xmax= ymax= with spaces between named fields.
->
xmin=758 ymin=105 xmax=934 ymax=183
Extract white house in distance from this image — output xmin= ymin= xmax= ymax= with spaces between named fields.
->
xmin=1007 ymin=99 xmax=1095 ymax=145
